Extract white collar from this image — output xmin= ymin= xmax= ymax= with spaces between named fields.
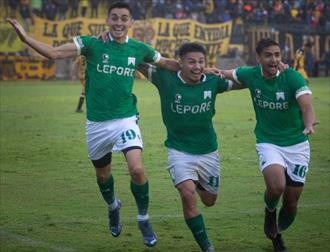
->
xmin=177 ymin=71 xmax=206 ymax=84
xmin=108 ymin=32 xmax=129 ymax=43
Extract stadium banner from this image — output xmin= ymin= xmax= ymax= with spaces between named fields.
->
xmin=245 ymin=26 xmax=330 ymax=64
xmin=0 ymin=23 xmax=24 ymax=53
xmin=0 ymin=56 xmax=55 ymax=80
xmin=31 ymin=17 xmax=232 ymax=67
xmin=147 ymin=18 xmax=232 ymax=67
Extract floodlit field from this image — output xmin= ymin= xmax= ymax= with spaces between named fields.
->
xmin=0 ymin=78 xmax=329 ymax=252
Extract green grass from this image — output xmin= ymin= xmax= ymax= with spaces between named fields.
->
xmin=0 ymin=78 xmax=329 ymax=252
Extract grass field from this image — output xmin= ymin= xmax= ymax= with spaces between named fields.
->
xmin=0 ymin=78 xmax=329 ymax=252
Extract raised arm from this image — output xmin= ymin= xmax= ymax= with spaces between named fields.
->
xmin=7 ymin=18 xmax=77 ymax=60
xmin=297 ymin=94 xmax=317 ymax=135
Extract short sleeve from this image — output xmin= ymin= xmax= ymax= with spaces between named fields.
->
xmin=141 ymin=43 xmax=161 ymax=64
xmin=233 ymin=66 xmax=253 ymax=86
xmin=217 ymin=77 xmax=230 ymax=93
xmin=287 ymin=69 xmax=312 ymax=99
xmin=73 ymin=36 xmax=94 ymax=56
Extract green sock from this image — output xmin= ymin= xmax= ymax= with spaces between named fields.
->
xmin=130 ymin=181 xmax=149 ymax=215
xmin=185 ymin=214 xmax=211 ymax=251
xmin=264 ymin=191 xmax=280 ymax=211
xmin=97 ymin=175 xmax=115 ymax=204
xmin=278 ymin=207 xmax=296 ymax=232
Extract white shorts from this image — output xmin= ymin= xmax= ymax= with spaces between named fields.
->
xmin=167 ymin=148 xmax=221 ymax=195
xmin=86 ymin=115 xmax=143 ymax=160
xmin=256 ymin=141 xmax=310 ymax=184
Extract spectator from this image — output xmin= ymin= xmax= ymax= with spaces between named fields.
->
xmin=80 ymin=0 xmax=88 ymax=17
xmin=31 ymin=0 xmax=42 ymax=17
xmin=70 ymin=0 xmax=79 ymax=18
xmin=43 ymin=0 xmax=57 ymax=20
xmin=56 ymin=0 xmax=68 ymax=20
xmin=91 ymin=0 xmax=100 ymax=18
xmin=8 ymin=0 xmax=18 ymax=18
xmin=19 ymin=0 xmax=33 ymax=32
xmin=320 ymin=47 xmax=330 ymax=76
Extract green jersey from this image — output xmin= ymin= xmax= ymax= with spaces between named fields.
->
xmin=73 ymin=35 xmax=160 ymax=121
xmin=150 ymin=67 xmax=231 ymax=154
xmin=234 ymin=65 xmax=312 ymax=146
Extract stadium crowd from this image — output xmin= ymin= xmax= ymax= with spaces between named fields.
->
xmin=3 ymin=0 xmax=330 ymax=29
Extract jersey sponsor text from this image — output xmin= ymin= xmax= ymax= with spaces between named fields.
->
xmin=170 ymin=101 xmax=211 ymax=114
xmin=97 ymin=64 xmax=135 ymax=77
xmin=254 ymin=97 xmax=289 ymax=110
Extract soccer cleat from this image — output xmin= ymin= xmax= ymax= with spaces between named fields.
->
xmin=271 ymin=233 xmax=287 ymax=252
xmin=203 ymin=244 xmax=215 ymax=252
xmin=138 ymin=219 xmax=157 ymax=247
xmin=264 ymin=207 xmax=277 ymax=239
xmin=108 ymin=200 xmax=121 ymax=237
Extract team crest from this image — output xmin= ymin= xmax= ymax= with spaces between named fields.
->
xmin=128 ymin=57 xmax=136 ymax=66
xmin=255 ymin=89 xmax=262 ymax=98
xmin=276 ymin=91 xmax=285 ymax=101
xmin=175 ymin=93 xmax=182 ymax=103
xmin=102 ymin=54 xmax=109 ymax=63
xmin=204 ymin=91 xmax=212 ymax=99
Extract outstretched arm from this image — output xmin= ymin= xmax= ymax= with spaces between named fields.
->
xmin=7 ymin=18 xmax=77 ymax=60
xmin=156 ymin=57 xmax=180 ymax=72
xmin=137 ymin=62 xmax=154 ymax=80
xmin=297 ymin=94 xmax=317 ymax=135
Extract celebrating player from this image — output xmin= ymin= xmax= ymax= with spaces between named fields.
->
xmin=138 ymin=42 xmax=244 ymax=252
xmin=8 ymin=2 xmax=180 ymax=247
xmin=218 ymin=38 xmax=317 ymax=252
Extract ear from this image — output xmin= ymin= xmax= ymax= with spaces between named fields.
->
xmin=256 ymin=54 xmax=261 ymax=64
xmin=178 ymin=59 xmax=183 ymax=69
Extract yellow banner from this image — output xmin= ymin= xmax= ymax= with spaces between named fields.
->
xmin=149 ymin=18 xmax=232 ymax=66
xmin=0 ymin=56 xmax=55 ymax=80
xmin=0 ymin=23 xmax=24 ymax=52
xmin=32 ymin=17 xmax=232 ymax=66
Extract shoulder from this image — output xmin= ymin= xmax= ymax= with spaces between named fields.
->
xmin=282 ymin=67 xmax=304 ymax=80
xmin=128 ymin=38 xmax=151 ymax=49
xmin=235 ymin=65 xmax=259 ymax=78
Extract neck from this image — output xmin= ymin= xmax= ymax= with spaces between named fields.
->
xmin=178 ymin=71 xmax=203 ymax=85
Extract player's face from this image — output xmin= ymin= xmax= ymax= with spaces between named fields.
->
xmin=179 ymin=52 xmax=206 ymax=84
xmin=257 ymin=45 xmax=281 ymax=78
xmin=106 ymin=8 xmax=133 ymax=42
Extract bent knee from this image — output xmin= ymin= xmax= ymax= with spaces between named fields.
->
xmin=201 ymin=193 xmax=218 ymax=207
xmin=267 ymin=184 xmax=285 ymax=197
xmin=129 ymin=165 xmax=145 ymax=180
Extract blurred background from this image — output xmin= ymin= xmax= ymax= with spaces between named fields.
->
xmin=0 ymin=0 xmax=329 ymax=81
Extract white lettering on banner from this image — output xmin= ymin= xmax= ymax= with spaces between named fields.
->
xmin=97 ymin=64 xmax=135 ymax=76
xmin=170 ymin=101 xmax=211 ymax=114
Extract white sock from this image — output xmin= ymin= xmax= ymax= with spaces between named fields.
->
xmin=137 ymin=214 xmax=149 ymax=222
xmin=108 ymin=198 xmax=118 ymax=211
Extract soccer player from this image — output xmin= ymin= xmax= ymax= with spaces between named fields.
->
xmin=218 ymin=38 xmax=316 ymax=252
xmin=138 ymin=42 xmax=244 ymax=252
xmin=7 ymin=2 xmax=180 ymax=247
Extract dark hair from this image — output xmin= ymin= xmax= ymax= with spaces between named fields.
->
xmin=178 ymin=42 xmax=206 ymax=58
xmin=107 ymin=2 xmax=132 ymax=17
xmin=256 ymin=38 xmax=279 ymax=55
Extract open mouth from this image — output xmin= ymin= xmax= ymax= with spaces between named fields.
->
xmin=112 ymin=27 xmax=125 ymax=35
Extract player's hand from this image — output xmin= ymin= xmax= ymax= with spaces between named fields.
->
xmin=7 ymin=18 xmax=27 ymax=43
xmin=303 ymin=121 xmax=319 ymax=135
xmin=278 ymin=61 xmax=289 ymax=72
xmin=204 ymin=68 xmax=224 ymax=77
xmin=97 ymin=31 xmax=108 ymax=43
